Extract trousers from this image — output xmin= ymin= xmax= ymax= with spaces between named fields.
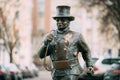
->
xmin=53 ymin=75 xmax=79 ymax=80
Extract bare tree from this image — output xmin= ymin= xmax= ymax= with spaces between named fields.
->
xmin=79 ymin=0 xmax=120 ymax=47
xmin=76 ymin=0 xmax=120 ymax=57
xmin=0 ymin=8 xmax=20 ymax=63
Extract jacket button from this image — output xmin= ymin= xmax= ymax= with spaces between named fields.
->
xmin=55 ymin=50 xmax=57 ymax=52
xmin=73 ymin=52 xmax=78 ymax=57
xmin=64 ymin=40 xmax=69 ymax=45
xmin=55 ymin=42 xmax=57 ymax=45
xmin=64 ymin=48 xmax=67 ymax=51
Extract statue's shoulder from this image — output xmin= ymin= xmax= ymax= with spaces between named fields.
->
xmin=70 ymin=30 xmax=82 ymax=36
xmin=50 ymin=30 xmax=57 ymax=35
xmin=45 ymin=30 xmax=56 ymax=35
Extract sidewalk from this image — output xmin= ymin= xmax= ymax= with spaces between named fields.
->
xmin=38 ymin=70 xmax=52 ymax=80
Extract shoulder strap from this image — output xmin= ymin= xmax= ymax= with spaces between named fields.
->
xmin=43 ymin=44 xmax=51 ymax=71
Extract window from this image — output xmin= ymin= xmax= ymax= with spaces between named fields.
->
xmin=102 ymin=58 xmax=120 ymax=65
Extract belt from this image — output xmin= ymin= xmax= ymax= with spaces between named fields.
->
xmin=69 ymin=59 xmax=78 ymax=67
xmin=69 ymin=59 xmax=78 ymax=64
xmin=53 ymin=59 xmax=78 ymax=70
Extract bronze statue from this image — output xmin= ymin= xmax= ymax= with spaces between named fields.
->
xmin=38 ymin=5 xmax=94 ymax=80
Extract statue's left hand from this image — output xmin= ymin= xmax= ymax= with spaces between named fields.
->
xmin=78 ymin=66 xmax=94 ymax=80
xmin=44 ymin=34 xmax=54 ymax=45
xmin=87 ymin=67 xmax=94 ymax=76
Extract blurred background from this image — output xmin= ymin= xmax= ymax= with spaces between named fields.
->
xmin=0 ymin=0 xmax=120 ymax=80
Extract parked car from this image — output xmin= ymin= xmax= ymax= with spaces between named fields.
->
xmin=0 ymin=64 xmax=10 ymax=80
xmin=19 ymin=64 xmax=35 ymax=78
xmin=93 ymin=57 xmax=120 ymax=79
xmin=4 ymin=63 xmax=23 ymax=80
xmin=78 ymin=57 xmax=99 ymax=69
xmin=30 ymin=64 xmax=39 ymax=77
xmin=78 ymin=57 xmax=99 ymax=80
xmin=91 ymin=57 xmax=99 ymax=65
xmin=25 ymin=65 xmax=36 ymax=78
xmin=17 ymin=65 xmax=29 ymax=78
xmin=104 ymin=61 xmax=120 ymax=80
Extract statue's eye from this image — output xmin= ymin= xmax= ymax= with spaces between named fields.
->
xmin=56 ymin=18 xmax=69 ymax=22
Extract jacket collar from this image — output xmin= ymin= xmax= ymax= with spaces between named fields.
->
xmin=57 ymin=27 xmax=70 ymax=34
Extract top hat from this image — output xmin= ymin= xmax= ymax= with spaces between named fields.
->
xmin=53 ymin=5 xmax=75 ymax=21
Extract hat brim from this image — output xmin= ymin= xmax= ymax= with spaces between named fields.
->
xmin=53 ymin=16 xmax=75 ymax=21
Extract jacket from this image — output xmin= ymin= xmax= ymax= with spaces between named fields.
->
xmin=38 ymin=28 xmax=93 ymax=76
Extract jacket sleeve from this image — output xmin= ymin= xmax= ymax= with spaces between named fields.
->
xmin=77 ymin=33 xmax=93 ymax=67
xmin=38 ymin=35 xmax=51 ymax=59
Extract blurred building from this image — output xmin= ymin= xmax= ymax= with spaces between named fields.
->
xmin=14 ymin=0 xmax=33 ymax=65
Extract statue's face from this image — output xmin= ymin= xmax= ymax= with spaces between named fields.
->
xmin=56 ymin=18 xmax=70 ymax=31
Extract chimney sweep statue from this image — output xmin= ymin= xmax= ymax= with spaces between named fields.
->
xmin=38 ymin=5 xmax=94 ymax=80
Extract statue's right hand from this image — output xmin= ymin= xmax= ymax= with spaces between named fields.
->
xmin=44 ymin=34 xmax=54 ymax=45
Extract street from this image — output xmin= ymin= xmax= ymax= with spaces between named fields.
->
xmin=24 ymin=70 xmax=104 ymax=80
xmin=24 ymin=70 xmax=52 ymax=80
